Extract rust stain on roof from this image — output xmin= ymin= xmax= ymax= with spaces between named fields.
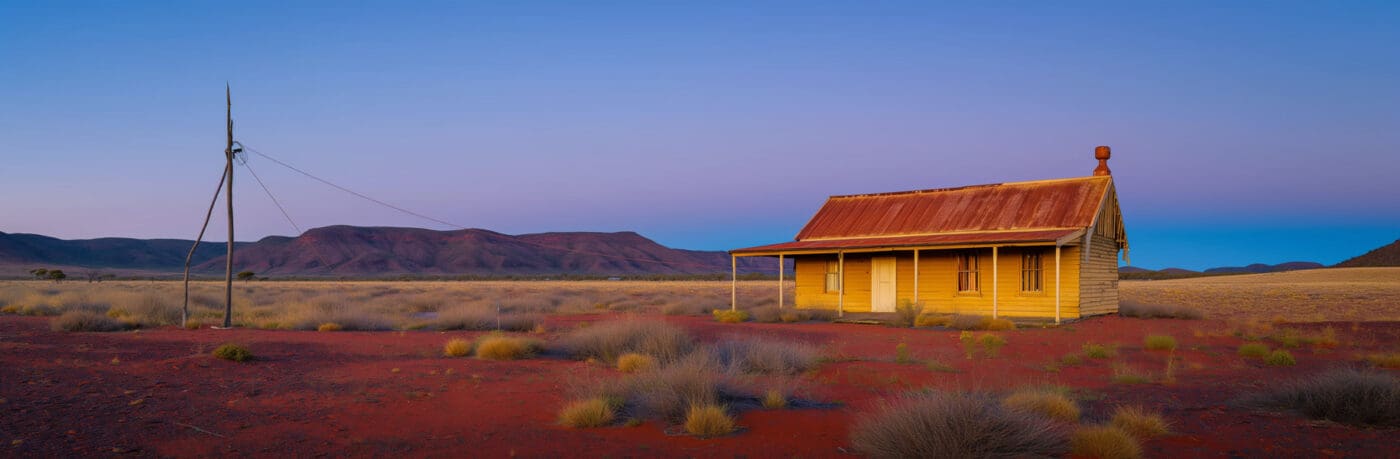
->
xmin=795 ymin=176 xmax=1111 ymax=241
xmin=731 ymin=229 xmax=1082 ymax=254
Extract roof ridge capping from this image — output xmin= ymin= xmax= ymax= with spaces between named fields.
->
xmin=827 ymin=175 xmax=1110 ymax=199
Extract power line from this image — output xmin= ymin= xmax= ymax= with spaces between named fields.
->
xmin=242 ymin=159 xmax=302 ymax=235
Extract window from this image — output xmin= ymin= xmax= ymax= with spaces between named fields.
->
xmin=957 ymin=252 xmax=979 ymax=292
xmin=824 ymin=260 xmax=841 ymax=292
xmin=1021 ymin=251 xmax=1043 ymax=292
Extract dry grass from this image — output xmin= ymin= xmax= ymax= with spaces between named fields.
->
xmin=1111 ymin=365 xmax=1153 ymax=384
xmin=711 ymin=309 xmax=750 ymax=323
xmin=50 ymin=311 xmax=127 ymax=332
xmin=1264 ymin=350 xmax=1297 ymax=366
xmin=474 ymin=335 xmax=543 ymax=360
xmin=1070 ymin=425 xmax=1142 ymax=459
xmin=914 ymin=313 xmax=950 ymax=327
xmin=616 ymin=353 xmax=657 ymax=373
xmin=1238 ymin=343 xmax=1271 ymax=358
xmin=849 ymin=391 xmax=1068 ymax=458
xmin=558 ymin=398 xmax=617 ymax=428
xmin=556 ymin=318 xmax=695 ymax=363
xmin=1118 ymin=300 xmax=1203 ymax=319
xmin=317 ymin=322 xmax=342 ymax=332
xmin=1001 ymin=388 xmax=1080 ymax=422
xmin=1120 ymin=268 xmax=1400 ymax=322
xmin=1247 ymin=368 xmax=1400 ymax=427
xmin=1144 ymin=334 xmax=1177 ymax=351
xmin=1082 ymin=343 xmax=1117 ymax=359
xmin=711 ymin=336 xmax=820 ymax=375
xmin=1110 ymin=406 xmax=1170 ymax=438
xmin=683 ymin=403 xmax=735 ymax=437
xmin=443 ymin=338 xmax=472 ymax=357
xmin=582 ymin=353 xmax=749 ymax=423
xmin=1364 ymin=352 xmax=1400 ymax=369
xmin=212 ymin=343 xmax=252 ymax=362
xmin=762 ymin=389 xmax=787 ymax=409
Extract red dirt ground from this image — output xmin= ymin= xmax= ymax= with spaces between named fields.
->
xmin=2 ymin=314 xmax=1396 ymax=458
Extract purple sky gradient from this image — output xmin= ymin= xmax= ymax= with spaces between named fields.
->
xmin=1 ymin=2 xmax=1397 ymax=270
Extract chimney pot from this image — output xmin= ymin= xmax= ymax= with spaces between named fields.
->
xmin=1093 ymin=145 xmax=1112 ymax=176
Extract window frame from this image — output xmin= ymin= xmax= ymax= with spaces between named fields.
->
xmin=1021 ymin=250 xmax=1043 ymax=292
xmin=824 ymin=260 xmax=841 ymax=293
xmin=956 ymin=251 xmax=979 ymax=293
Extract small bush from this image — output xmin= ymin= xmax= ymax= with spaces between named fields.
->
xmin=1112 ymin=366 xmax=1152 ymax=384
xmin=1365 ymin=353 xmax=1400 ymax=369
xmin=1083 ymin=343 xmax=1117 ymax=359
xmin=978 ymin=334 xmax=1007 ymax=358
xmin=212 ymin=343 xmax=252 ymax=362
xmin=556 ymin=319 xmax=695 ymax=363
xmin=317 ymin=322 xmax=342 ymax=332
xmin=712 ymin=309 xmax=750 ymax=324
xmin=1119 ymin=301 xmax=1203 ymax=320
xmin=661 ymin=298 xmax=713 ymax=316
xmin=50 ymin=311 xmax=126 ymax=332
xmin=914 ymin=313 xmax=950 ymax=328
xmin=895 ymin=343 xmax=912 ymax=364
xmin=1060 ymin=353 xmax=1084 ymax=366
xmin=684 ymin=403 xmax=735 ymax=438
xmin=891 ymin=301 xmax=921 ymax=327
xmin=1110 ymin=406 xmax=1170 ymax=438
xmin=1248 ymin=368 xmax=1399 ymax=427
xmin=1070 ymin=425 xmax=1142 ymax=459
xmin=559 ymin=398 xmax=616 ymax=428
xmin=1238 ymin=343 xmax=1270 ymax=358
xmin=778 ymin=311 xmax=808 ymax=323
xmin=763 ymin=389 xmax=787 ymax=409
xmin=985 ymin=318 xmax=1016 ymax=331
xmin=1144 ymin=335 xmax=1177 ymax=351
xmin=948 ymin=314 xmax=992 ymax=330
xmin=443 ymin=338 xmax=472 ymax=357
xmin=475 ymin=335 xmax=543 ymax=360
xmin=849 ymin=391 xmax=1068 ymax=458
xmin=712 ymin=336 xmax=820 ymax=375
xmin=1264 ymin=350 xmax=1296 ymax=366
xmin=1002 ymin=389 xmax=1080 ymax=421
xmin=748 ymin=305 xmax=782 ymax=323
xmin=617 ymin=353 xmax=657 ymax=373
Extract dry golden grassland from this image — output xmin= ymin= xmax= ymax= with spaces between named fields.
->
xmin=1120 ymin=268 xmax=1400 ymax=322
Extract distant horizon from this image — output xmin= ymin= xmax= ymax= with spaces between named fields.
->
xmin=3 ymin=2 xmax=1397 ymax=271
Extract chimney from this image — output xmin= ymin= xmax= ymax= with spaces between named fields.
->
xmin=1093 ymin=145 xmax=1112 ymax=176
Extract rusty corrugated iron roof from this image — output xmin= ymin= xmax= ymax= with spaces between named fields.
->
xmin=730 ymin=229 xmax=1082 ymax=254
xmin=796 ymin=176 xmax=1111 ymax=240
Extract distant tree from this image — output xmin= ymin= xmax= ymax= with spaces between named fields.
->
xmin=29 ymin=268 xmax=48 ymax=280
xmin=237 ymin=271 xmax=256 ymax=282
xmin=47 ymin=269 xmax=66 ymax=282
xmin=83 ymin=270 xmax=108 ymax=283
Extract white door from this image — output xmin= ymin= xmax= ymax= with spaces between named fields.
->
xmin=871 ymin=257 xmax=897 ymax=312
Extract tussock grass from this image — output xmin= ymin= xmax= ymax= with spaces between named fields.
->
xmin=583 ymin=354 xmax=749 ymax=423
xmin=748 ymin=305 xmax=783 ymax=323
xmin=430 ymin=306 xmax=539 ymax=332
xmin=1110 ymin=406 xmax=1170 ymax=438
xmin=1119 ymin=300 xmax=1203 ymax=320
xmin=556 ymin=319 xmax=695 ymax=363
xmin=1082 ymin=343 xmax=1117 ymax=359
xmin=961 ymin=333 xmax=1007 ymax=358
xmin=1070 ymin=425 xmax=1142 ymax=459
xmin=683 ymin=403 xmax=735 ymax=437
xmin=616 ymin=353 xmax=656 ymax=373
xmin=762 ymin=389 xmax=787 ymax=409
xmin=212 ymin=343 xmax=252 ymax=362
xmin=1112 ymin=365 xmax=1153 ymax=385
xmin=849 ymin=391 xmax=1068 ymax=458
xmin=1247 ymin=368 xmax=1400 ymax=427
xmin=558 ymin=397 xmax=617 ymax=428
xmin=712 ymin=309 xmax=750 ymax=323
xmin=474 ymin=335 xmax=543 ymax=360
xmin=443 ymin=338 xmax=472 ymax=357
xmin=317 ymin=322 xmax=342 ymax=332
xmin=1265 ymin=350 xmax=1297 ymax=366
xmin=890 ymin=301 xmax=922 ymax=327
xmin=1364 ymin=353 xmax=1400 ymax=369
xmin=1060 ymin=353 xmax=1084 ymax=366
xmin=50 ymin=311 xmax=127 ymax=332
xmin=1002 ymin=388 xmax=1080 ymax=421
xmin=661 ymin=298 xmax=713 ymax=316
xmin=1144 ymin=334 xmax=1177 ymax=351
xmin=1238 ymin=343 xmax=1271 ymax=358
xmin=914 ymin=313 xmax=950 ymax=327
xmin=711 ymin=336 xmax=820 ymax=375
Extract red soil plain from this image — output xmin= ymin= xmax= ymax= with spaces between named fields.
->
xmin=2 ymin=311 xmax=1397 ymax=457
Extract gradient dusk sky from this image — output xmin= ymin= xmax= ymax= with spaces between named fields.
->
xmin=2 ymin=1 xmax=1397 ymax=271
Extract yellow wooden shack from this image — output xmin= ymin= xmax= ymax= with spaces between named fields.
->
xmin=729 ymin=146 xmax=1128 ymax=323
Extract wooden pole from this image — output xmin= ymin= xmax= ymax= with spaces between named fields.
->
xmin=837 ymin=251 xmax=845 ymax=318
xmin=222 ymin=85 xmax=235 ymax=328
xmin=912 ymin=249 xmax=919 ymax=307
xmin=181 ymin=164 xmax=229 ymax=328
xmin=1055 ymin=245 xmax=1062 ymax=325
xmin=992 ymin=246 xmax=998 ymax=318
xmin=730 ymin=254 xmax=737 ymax=311
xmin=777 ymin=254 xmax=784 ymax=309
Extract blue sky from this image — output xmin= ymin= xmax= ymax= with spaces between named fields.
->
xmin=1 ymin=1 xmax=1397 ymax=270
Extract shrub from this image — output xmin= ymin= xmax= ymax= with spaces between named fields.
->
xmin=1060 ymin=353 xmax=1084 ymax=366
xmin=891 ymin=301 xmax=921 ymax=327
xmin=1112 ymin=365 xmax=1152 ymax=384
xmin=1070 ymin=425 xmax=1142 ymax=459
xmin=50 ymin=311 xmax=126 ymax=332
xmin=712 ymin=309 xmax=750 ymax=324
xmin=712 ymin=336 xmax=820 ymax=375
xmin=212 ymin=343 xmax=252 ymax=362
xmin=474 ymin=335 xmax=543 ymax=360
xmin=617 ymin=353 xmax=657 ymax=373
xmin=661 ymin=298 xmax=713 ymax=316
xmin=948 ymin=314 xmax=992 ymax=330
xmin=1083 ymin=343 xmax=1116 ymax=359
xmin=443 ymin=338 xmax=472 ymax=357
xmin=914 ymin=313 xmax=950 ymax=328
xmin=849 ymin=391 xmax=1068 ymax=458
xmin=1118 ymin=301 xmax=1203 ymax=320
xmin=978 ymin=334 xmax=1007 ymax=358
xmin=684 ymin=403 xmax=735 ymax=438
xmin=779 ymin=311 xmax=809 ymax=323
xmin=317 ymin=322 xmax=342 ymax=332
xmin=1144 ymin=335 xmax=1177 ymax=351
xmin=556 ymin=319 xmax=695 ymax=363
xmin=1248 ymin=368 xmax=1399 ymax=427
xmin=748 ymin=305 xmax=782 ymax=323
xmin=1238 ymin=343 xmax=1270 ymax=358
xmin=1265 ymin=350 xmax=1296 ymax=367
xmin=123 ymin=293 xmax=182 ymax=326
xmin=985 ymin=318 xmax=1016 ymax=331
xmin=1002 ymin=389 xmax=1080 ymax=421
xmin=602 ymin=355 xmax=743 ymax=422
xmin=895 ymin=343 xmax=912 ymax=364
xmin=559 ymin=398 xmax=616 ymax=428
xmin=1110 ymin=406 xmax=1170 ymax=438
xmin=1365 ymin=353 xmax=1400 ymax=369
xmin=763 ymin=389 xmax=787 ymax=409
